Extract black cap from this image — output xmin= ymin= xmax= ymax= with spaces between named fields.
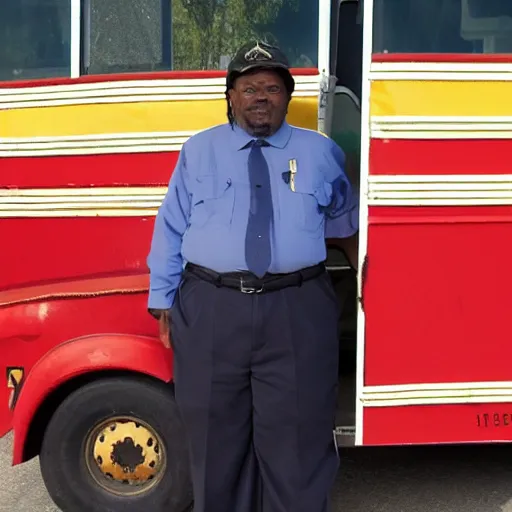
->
xmin=226 ymin=41 xmax=295 ymax=95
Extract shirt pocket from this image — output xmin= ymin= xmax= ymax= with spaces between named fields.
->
xmin=291 ymin=175 xmax=332 ymax=236
xmin=190 ymin=174 xmax=235 ymax=228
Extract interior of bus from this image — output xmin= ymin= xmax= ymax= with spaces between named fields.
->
xmin=326 ymin=0 xmax=362 ymax=441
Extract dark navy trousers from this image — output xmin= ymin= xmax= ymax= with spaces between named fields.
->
xmin=170 ymin=270 xmax=340 ymax=512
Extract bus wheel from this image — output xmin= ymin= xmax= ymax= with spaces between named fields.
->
xmin=39 ymin=376 xmax=193 ymax=512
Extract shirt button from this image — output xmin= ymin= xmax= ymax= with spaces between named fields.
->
xmin=258 ymin=235 xmax=262 ymax=238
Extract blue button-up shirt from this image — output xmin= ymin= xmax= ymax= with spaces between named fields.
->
xmin=147 ymin=121 xmax=359 ymax=309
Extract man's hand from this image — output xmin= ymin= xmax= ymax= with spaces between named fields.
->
xmin=148 ymin=308 xmax=171 ymax=348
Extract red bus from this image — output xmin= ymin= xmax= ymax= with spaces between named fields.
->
xmin=1 ymin=0 xmax=512 ymax=510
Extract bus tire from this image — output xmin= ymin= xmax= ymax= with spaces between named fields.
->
xmin=39 ymin=376 xmax=193 ymax=512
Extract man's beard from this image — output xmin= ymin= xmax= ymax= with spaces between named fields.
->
xmin=246 ymin=121 xmax=272 ymax=137
xmin=233 ymin=105 xmax=285 ymax=137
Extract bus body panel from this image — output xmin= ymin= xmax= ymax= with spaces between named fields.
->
xmin=360 ymin=53 xmax=512 ymax=445
xmin=363 ymin=404 xmax=512 ymax=446
xmin=1 ymin=283 xmax=161 ymax=440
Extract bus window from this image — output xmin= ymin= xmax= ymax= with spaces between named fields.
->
xmin=0 ymin=0 xmax=71 ymax=82
xmin=462 ymin=0 xmax=512 ymax=52
xmin=373 ymin=0 xmax=512 ymax=54
xmin=82 ymin=0 xmax=319 ymax=75
xmin=82 ymin=0 xmax=171 ymax=75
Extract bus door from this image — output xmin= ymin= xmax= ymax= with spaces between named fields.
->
xmin=327 ymin=0 xmax=363 ymax=444
xmin=357 ymin=0 xmax=512 ymax=446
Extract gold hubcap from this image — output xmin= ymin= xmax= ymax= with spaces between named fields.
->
xmin=85 ymin=417 xmax=166 ymax=496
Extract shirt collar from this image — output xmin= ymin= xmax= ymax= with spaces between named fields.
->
xmin=230 ymin=121 xmax=292 ymax=150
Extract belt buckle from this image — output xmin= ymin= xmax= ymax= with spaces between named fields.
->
xmin=239 ymin=277 xmax=264 ymax=294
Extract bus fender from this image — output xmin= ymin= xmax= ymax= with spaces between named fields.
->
xmin=11 ymin=334 xmax=173 ymax=465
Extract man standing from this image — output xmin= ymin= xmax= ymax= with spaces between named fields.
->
xmin=147 ymin=41 xmax=358 ymax=512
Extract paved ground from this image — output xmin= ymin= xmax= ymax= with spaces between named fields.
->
xmin=2 ymin=431 xmax=512 ymax=511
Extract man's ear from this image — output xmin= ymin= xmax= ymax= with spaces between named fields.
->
xmin=228 ymin=88 xmax=237 ymax=112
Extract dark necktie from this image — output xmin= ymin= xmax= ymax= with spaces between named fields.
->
xmin=245 ymin=139 xmax=273 ymax=277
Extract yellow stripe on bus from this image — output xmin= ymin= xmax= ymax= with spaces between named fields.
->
xmin=370 ymin=80 xmax=512 ymax=117
xmin=0 ymin=97 xmax=318 ymax=138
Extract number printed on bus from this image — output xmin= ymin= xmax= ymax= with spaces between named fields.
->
xmin=476 ymin=413 xmax=512 ymax=428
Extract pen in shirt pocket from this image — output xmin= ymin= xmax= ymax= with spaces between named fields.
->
xmin=288 ymin=158 xmax=297 ymax=192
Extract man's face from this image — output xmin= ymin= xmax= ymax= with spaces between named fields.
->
xmin=229 ymin=69 xmax=290 ymax=138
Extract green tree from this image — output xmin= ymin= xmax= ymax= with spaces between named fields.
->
xmin=173 ymin=0 xmax=300 ymax=70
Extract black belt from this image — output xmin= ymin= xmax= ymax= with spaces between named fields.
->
xmin=185 ymin=263 xmax=325 ymax=294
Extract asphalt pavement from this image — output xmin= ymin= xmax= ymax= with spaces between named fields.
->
xmin=2 ymin=431 xmax=512 ymax=511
